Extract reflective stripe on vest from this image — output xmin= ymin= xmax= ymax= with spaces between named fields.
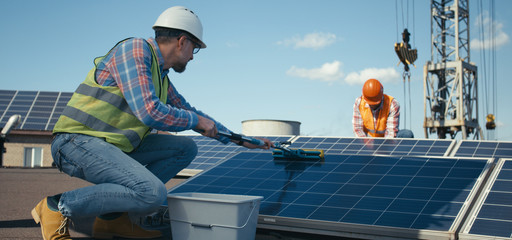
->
xmin=75 ymin=83 xmax=132 ymax=114
xmin=60 ymin=106 xmax=141 ymax=149
xmin=359 ymin=95 xmax=393 ymax=137
xmin=53 ymin=38 xmax=169 ymax=152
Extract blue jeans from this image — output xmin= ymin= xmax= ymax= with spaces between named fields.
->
xmin=51 ymin=133 xmax=197 ymax=218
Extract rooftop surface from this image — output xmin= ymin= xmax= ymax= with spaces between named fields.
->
xmin=0 ymin=168 xmax=344 ymax=240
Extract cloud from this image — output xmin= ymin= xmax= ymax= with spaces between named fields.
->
xmin=344 ymin=67 xmax=400 ymax=85
xmin=286 ymin=61 xmax=344 ymax=83
xmin=471 ymin=12 xmax=509 ymax=49
xmin=278 ymin=32 xmax=337 ymax=50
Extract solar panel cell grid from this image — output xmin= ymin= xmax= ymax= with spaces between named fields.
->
xmin=22 ymin=123 xmax=47 ymax=129
xmin=170 ymin=151 xmax=490 ymax=238
xmin=461 ymin=158 xmax=512 ymax=239
xmin=453 ymin=140 xmax=512 ymax=159
xmin=0 ymin=90 xmax=74 ymax=131
xmin=13 ymin=95 xmax=36 ymax=101
xmin=291 ymin=136 xmax=454 ymax=156
xmin=5 ymin=105 xmax=31 ymax=111
xmin=184 ymin=135 xmax=293 ymax=171
xmin=36 ymin=96 xmax=58 ymax=101
xmin=0 ymin=91 xmax=16 ymax=98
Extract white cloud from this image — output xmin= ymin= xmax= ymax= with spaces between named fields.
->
xmin=286 ymin=61 xmax=344 ymax=83
xmin=278 ymin=32 xmax=337 ymax=50
xmin=344 ymin=67 xmax=400 ymax=85
xmin=471 ymin=12 xmax=509 ymax=49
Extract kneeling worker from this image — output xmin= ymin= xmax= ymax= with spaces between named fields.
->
xmin=31 ymin=6 xmax=273 ymax=240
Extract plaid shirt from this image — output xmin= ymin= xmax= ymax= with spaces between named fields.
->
xmin=352 ymin=96 xmax=400 ymax=138
xmin=95 ymin=37 xmax=229 ymax=142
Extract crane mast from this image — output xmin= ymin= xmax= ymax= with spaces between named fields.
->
xmin=423 ymin=0 xmax=483 ymax=139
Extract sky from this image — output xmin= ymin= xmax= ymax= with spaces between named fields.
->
xmin=1 ymin=0 xmax=511 ymax=140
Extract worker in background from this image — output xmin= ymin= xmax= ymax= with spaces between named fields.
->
xmin=31 ymin=6 xmax=273 ymax=240
xmin=352 ymin=78 xmax=414 ymax=138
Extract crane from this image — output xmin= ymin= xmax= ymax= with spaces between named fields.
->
xmin=423 ymin=0 xmax=483 ymax=139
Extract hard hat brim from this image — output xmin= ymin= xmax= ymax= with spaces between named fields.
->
xmin=197 ymin=40 xmax=206 ymax=49
xmin=364 ymin=97 xmax=382 ymax=106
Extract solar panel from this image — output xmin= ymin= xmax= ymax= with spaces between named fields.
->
xmin=0 ymin=90 xmax=71 ymax=131
xmin=452 ymin=140 xmax=512 ymax=160
xmin=291 ymin=136 xmax=456 ymax=156
xmin=181 ymin=135 xmax=245 ymax=174
xmin=459 ymin=158 xmax=512 ymax=239
xmin=169 ymin=152 xmax=491 ymax=239
xmin=179 ymin=135 xmax=293 ymax=176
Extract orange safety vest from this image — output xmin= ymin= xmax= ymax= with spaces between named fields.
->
xmin=359 ymin=94 xmax=393 ymax=137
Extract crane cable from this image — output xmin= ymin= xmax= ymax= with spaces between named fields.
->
xmin=395 ymin=0 xmax=415 ymax=130
xmin=403 ymin=71 xmax=412 ymax=129
xmin=477 ymin=0 xmax=498 ymax=139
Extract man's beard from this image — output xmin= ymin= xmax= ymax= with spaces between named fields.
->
xmin=172 ymin=62 xmax=187 ymax=73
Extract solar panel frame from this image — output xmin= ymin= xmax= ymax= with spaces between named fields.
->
xmin=459 ymin=158 xmax=512 ymax=240
xmin=169 ymin=151 xmax=493 ymax=240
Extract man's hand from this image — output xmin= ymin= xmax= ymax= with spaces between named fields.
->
xmin=195 ymin=115 xmax=217 ymax=138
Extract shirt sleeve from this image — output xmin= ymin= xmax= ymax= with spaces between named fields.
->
xmin=352 ymin=97 xmax=367 ymax=137
xmin=95 ymin=39 xmax=189 ymax=130
xmin=166 ymin=81 xmax=231 ymax=143
xmin=99 ymin=38 xmax=231 ymax=143
xmin=384 ymin=98 xmax=400 ymax=138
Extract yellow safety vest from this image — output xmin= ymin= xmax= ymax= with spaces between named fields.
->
xmin=53 ymin=38 xmax=169 ymax=152
xmin=359 ymin=94 xmax=393 ymax=137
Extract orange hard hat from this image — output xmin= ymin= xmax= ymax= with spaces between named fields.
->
xmin=362 ymin=79 xmax=383 ymax=105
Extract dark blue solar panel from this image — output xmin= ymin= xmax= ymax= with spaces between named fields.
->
xmin=170 ymin=152 xmax=490 ymax=238
xmin=184 ymin=135 xmax=245 ymax=171
xmin=462 ymin=158 xmax=512 ymax=238
xmin=0 ymin=90 xmax=70 ymax=131
xmin=291 ymin=136 xmax=454 ymax=156
xmin=453 ymin=140 xmax=512 ymax=159
xmin=184 ymin=135 xmax=293 ymax=171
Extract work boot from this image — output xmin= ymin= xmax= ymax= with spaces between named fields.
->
xmin=92 ymin=212 xmax=162 ymax=239
xmin=31 ymin=197 xmax=71 ymax=240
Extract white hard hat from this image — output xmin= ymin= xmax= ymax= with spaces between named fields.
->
xmin=153 ymin=6 xmax=206 ymax=48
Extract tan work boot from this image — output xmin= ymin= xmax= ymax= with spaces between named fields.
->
xmin=92 ymin=212 xmax=162 ymax=239
xmin=31 ymin=197 xmax=71 ymax=240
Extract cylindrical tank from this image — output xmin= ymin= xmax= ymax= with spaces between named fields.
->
xmin=241 ymin=119 xmax=300 ymax=136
